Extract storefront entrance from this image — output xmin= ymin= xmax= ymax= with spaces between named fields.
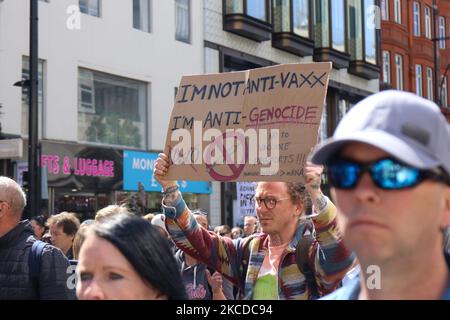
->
xmin=52 ymin=188 xmax=110 ymax=221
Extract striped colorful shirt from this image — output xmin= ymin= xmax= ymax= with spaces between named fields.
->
xmin=163 ymin=193 xmax=355 ymax=300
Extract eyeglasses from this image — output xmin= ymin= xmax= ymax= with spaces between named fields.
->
xmin=327 ymin=157 xmax=450 ymax=190
xmin=255 ymin=196 xmax=290 ymax=210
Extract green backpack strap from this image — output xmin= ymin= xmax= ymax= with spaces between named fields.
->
xmin=296 ymin=234 xmax=320 ymax=299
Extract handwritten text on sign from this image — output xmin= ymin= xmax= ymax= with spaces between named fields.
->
xmin=163 ymin=63 xmax=331 ymax=182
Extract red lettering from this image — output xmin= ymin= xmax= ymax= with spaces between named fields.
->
xmin=305 ymin=106 xmax=318 ymax=122
xmin=249 ymin=107 xmax=259 ymax=122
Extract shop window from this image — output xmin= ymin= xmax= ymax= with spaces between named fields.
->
xmin=78 ymin=68 xmax=147 ymax=149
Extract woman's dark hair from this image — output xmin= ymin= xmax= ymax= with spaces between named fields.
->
xmin=31 ymin=215 xmax=47 ymax=228
xmin=91 ymin=214 xmax=187 ymax=300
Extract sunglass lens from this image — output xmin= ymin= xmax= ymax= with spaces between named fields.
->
xmin=372 ymin=159 xmax=421 ymax=189
xmin=329 ymin=160 xmax=360 ymax=189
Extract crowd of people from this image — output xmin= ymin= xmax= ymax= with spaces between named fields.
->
xmin=0 ymin=90 xmax=449 ymax=300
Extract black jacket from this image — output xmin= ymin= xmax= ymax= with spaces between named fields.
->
xmin=0 ymin=220 xmax=76 ymax=300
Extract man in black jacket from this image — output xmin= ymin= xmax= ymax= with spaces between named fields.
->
xmin=0 ymin=176 xmax=75 ymax=299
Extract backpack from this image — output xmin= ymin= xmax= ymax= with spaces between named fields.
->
xmin=28 ymin=240 xmax=47 ymax=298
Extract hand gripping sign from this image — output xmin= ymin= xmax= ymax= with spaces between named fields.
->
xmin=163 ymin=62 xmax=331 ymax=182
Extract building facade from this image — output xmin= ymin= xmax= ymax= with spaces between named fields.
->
xmin=0 ymin=0 xmax=211 ymax=219
xmin=204 ymin=0 xmax=380 ymax=227
xmin=380 ymin=0 xmax=450 ymax=121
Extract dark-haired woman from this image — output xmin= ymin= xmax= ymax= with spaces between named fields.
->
xmin=76 ymin=214 xmax=186 ymax=300
xmin=30 ymin=215 xmax=47 ymax=240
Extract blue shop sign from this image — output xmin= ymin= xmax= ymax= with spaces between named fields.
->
xmin=123 ymin=150 xmax=211 ymax=194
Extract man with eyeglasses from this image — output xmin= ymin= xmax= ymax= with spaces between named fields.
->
xmin=311 ymin=90 xmax=450 ymax=300
xmin=154 ymin=155 xmax=355 ymax=299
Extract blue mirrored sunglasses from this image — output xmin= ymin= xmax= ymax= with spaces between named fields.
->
xmin=327 ymin=157 xmax=450 ymax=190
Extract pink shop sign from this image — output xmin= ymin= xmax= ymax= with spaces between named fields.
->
xmin=40 ymin=154 xmax=115 ymax=177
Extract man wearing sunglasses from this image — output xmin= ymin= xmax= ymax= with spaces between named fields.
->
xmin=154 ymin=155 xmax=355 ymax=299
xmin=311 ymin=90 xmax=450 ymax=300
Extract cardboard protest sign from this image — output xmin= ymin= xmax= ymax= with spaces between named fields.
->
xmin=236 ymin=182 xmax=257 ymax=218
xmin=164 ymin=62 xmax=331 ymax=182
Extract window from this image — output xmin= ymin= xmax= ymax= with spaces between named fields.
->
xmin=21 ymin=57 xmax=44 ymax=137
xmin=415 ymin=64 xmax=423 ymax=96
xmin=425 ymin=6 xmax=431 ymax=39
xmin=319 ymin=103 xmax=328 ymax=142
xmin=78 ymin=68 xmax=147 ymax=149
xmin=364 ymin=0 xmax=376 ymax=64
xmin=383 ymin=51 xmax=391 ymax=84
xmin=347 ymin=0 xmax=376 ymax=64
xmin=79 ymin=0 xmax=100 ymax=17
xmin=133 ymin=0 xmax=151 ymax=32
xmin=293 ymin=0 xmax=310 ymax=38
xmin=439 ymin=16 xmax=446 ymax=49
xmin=315 ymin=0 xmax=330 ymax=48
xmin=331 ymin=0 xmax=346 ymax=52
xmin=273 ymin=0 xmax=311 ymax=38
xmin=225 ymin=0 xmax=269 ymax=22
xmin=175 ymin=0 xmax=190 ymax=43
xmin=394 ymin=0 xmax=401 ymax=24
xmin=426 ymin=67 xmax=433 ymax=100
xmin=413 ymin=2 xmax=420 ymax=36
xmin=381 ymin=0 xmax=389 ymax=21
xmin=247 ymin=0 xmax=267 ymax=21
xmin=395 ymin=54 xmax=403 ymax=90
xmin=442 ymin=76 xmax=448 ymax=107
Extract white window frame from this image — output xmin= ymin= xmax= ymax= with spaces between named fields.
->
xmin=394 ymin=0 xmax=401 ymax=24
xmin=425 ymin=6 xmax=431 ymax=39
xmin=426 ymin=67 xmax=433 ymax=101
xmin=381 ymin=0 xmax=389 ymax=21
xmin=133 ymin=0 xmax=152 ymax=33
xmin=395 ymin=54 xmax=403 ymax=90
xmin=439 ymin=16 xmax=446 ymax=49
xmin=442 ymin=76 xmax=448 ymax=107
xmin=416 ymin=64 xmax=423 ymax=96
xmin=413 ymin=2 xmax=420 ymax=36
xmin=383 ymin=51 xmax=391 ymax=84
xmin=175 ymin=0 xmax=191 ymax=43
xmin=79 ymin=70 xmax=96 ymax=114
xmin=79 ymin=0 xmax=100 ymax=17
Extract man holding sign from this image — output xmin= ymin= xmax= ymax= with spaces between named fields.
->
xmin=154 ymin=154 xmax=355 ymax=299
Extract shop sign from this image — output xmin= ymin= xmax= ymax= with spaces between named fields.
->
xmin=123 ymin=150 xmax=211 ymax=194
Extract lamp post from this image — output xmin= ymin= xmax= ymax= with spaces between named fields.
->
xmin=28 ymin=0 xmax=40 ymax=218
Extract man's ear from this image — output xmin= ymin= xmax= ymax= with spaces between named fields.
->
xmin=295 ymin=202 xmax=304 ymax=218
xmin=440 ymin=186 xmax=450 ymax=230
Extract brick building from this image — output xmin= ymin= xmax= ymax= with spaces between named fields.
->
xmin=380 ymin=0 xmax=450 ymax=121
